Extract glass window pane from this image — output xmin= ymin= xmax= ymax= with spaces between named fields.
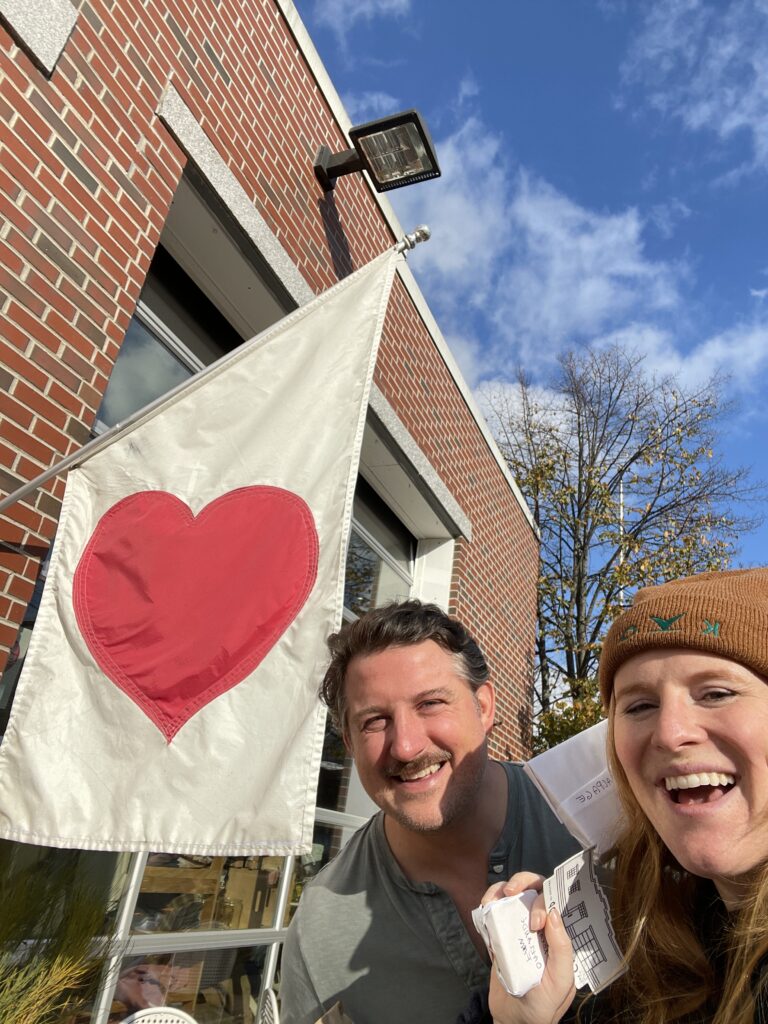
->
xmin=133 ymin=855 xmax=288 ymax=933
xmin=96 ymin=316 xmax=193 ymax=429
xmin=0 ymin=840 xmax=129 ymax=934
xmin=353 ymin=477 xmax=413 ymax=574
xmin=106 ymin=945 xmax=265 ymax=1022
xmin=140 ymin=244 xmax=243 ymax=366
xmin=343 ymin=530 xmax=411 ymax=617
xmin=282 ymin=832 xmax=328 ymax=928
xmin=283 ymin=821 xmax=360 ymax=929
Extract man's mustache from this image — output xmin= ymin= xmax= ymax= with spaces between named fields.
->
xmin=384 ymin=750 xmax=452 ymax=778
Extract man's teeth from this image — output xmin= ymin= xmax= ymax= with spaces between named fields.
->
xmin=664 ymin=772 xmax=735 ymax=791
xmin=400 ymin=763 xmax=441 ymax=781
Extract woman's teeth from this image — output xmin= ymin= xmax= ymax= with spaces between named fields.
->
xmin=664 ymin=772 xmax=735 ymax=791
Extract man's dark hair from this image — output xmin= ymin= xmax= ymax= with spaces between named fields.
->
xmin=321 ymin=600 xmax=489 ymax=731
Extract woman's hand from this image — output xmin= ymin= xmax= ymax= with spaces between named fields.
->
xmin=482 ymin=872 xmax=576 ymax=1024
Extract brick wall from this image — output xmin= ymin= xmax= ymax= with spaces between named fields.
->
xmin=0 ymin=0 xmax=538 ymax=756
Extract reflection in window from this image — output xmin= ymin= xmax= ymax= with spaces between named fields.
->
xmin=352 ymin=477 xmax=413 ymax=576
xmin=95 ymin=315 xmax=194 ymax=431
xmin=134 ymin=855 xmax=288 ymax=934
xmin=107 ymin=945 xmax=264 ymax=1022
xmin=343 ymin=529 xmax=411 ymax=617
xmin=316 ymin=479 xmax=416 ymax=826
xmin=343 ymin=477 xmax=414 ymax=619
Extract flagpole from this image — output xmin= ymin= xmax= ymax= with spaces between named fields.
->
xmin=395 ymin=224 xmax=430 ymax=253
xmin=0 ymin=227 xmax=430 ymax=517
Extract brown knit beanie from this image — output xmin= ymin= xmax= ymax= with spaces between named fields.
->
xmin=598 ymin=567 xmax=768 ymax=707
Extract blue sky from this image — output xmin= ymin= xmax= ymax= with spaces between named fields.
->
xmin=294 ymin=0 xmax=768 ymax=565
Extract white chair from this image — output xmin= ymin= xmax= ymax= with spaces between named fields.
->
xmin=258 ymin=988 xmax=280 ymax=1024
xmin=122 ymin=1008 xmax=199 ymax=1024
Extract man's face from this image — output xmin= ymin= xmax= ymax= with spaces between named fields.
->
xmin=343 ymin=639 xmax=495 ymax=833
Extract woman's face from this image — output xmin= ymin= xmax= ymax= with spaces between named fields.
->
xmin=612 ymin=648 xmax=768 ymax=906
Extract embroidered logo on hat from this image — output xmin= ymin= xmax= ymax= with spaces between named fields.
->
xmin=649 ymin=613 xmax=686 ymax=632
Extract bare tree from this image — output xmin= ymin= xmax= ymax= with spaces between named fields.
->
xmin=482 ymin=345 xmax=763 ymax=720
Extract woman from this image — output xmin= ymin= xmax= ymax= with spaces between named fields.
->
xmin=486 ymin=568 xmax=768 ymax=1024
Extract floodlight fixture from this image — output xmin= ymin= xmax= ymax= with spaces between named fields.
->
xmin=314 ymin=109 xmax=441 ymax=193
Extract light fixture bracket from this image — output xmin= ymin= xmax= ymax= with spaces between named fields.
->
xmin=313 ymin=145 xmax=363 ymax=193
xmin=313 ymin=109 xmax=440 ymax=194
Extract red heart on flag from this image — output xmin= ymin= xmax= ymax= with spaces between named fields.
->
xmin=73 ymin=487 xmax=319 ymax=741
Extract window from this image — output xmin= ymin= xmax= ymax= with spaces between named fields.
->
xmin=94 ymin=244 xmax=244 ymax=434
xmin=311 ymin=479 xmax=415 ymax=871
xmin=344 ymin=478 xmax=414 ymax=618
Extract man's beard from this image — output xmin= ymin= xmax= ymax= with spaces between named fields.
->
xmin=385 ymin=739 xmax=489 ymax=834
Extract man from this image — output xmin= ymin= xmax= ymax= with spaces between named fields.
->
xmin=282 ymin=600 xmax=579 ymax=1024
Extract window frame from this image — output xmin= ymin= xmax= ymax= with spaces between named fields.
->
xmin=92 ymin=300 xmax=207 ymax=437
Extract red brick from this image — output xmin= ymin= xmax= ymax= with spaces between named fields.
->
xmin=7 ymin=572 xmax=34 ymax=603
xmin=44 ymin=308 xmax=89 ymax=354
xmin=47 ymin=380 xmax=85 ymax=417
xmin=15 ymin=456 xmax=46 ymax=481
xmin=29 ymin=346 xmax=81 ymax=392
xmin=0 ymin=622 xmax=21 ymax=649
xmin=6 ymin=228 xmax=59 ymax=285
xmin=14 ymin=379 xmax=69 ymax=430
xmin=0 ymin=442 xmax=16 ymax=468
xmin=0 ymin=163 xmax=22 ymax=202
xmin=7 ymin=301 xmax=62 ymax=354
xmin=0 ymin=519 xmax=24 ymax=547
xmin=59 ymin=278 xmax=108 ymax=328
xmin=0 ymin=192 xmax=35 ymax=238
xmin=3 ymin=393 xmax=33 ymax=430
xmin=50 ymin=201 xmax=99 ymax=257
xmin=60 ymin=344 xmax=96 ymax=381
xmin=0 ymin=418 xmax=55 ymax=464
xmin=0 ymin=270 xmax=45 ymax=317
xmin=32 ymin=417 xmax=68 ymax=451
xmin=0 ymin=341 xmax=46 ymax=389
xmin=78 ymin=380 xmax=103 ymax=410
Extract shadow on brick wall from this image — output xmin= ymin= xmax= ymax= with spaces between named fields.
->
xmin=318 ymin=193 xmax=353 ymax=279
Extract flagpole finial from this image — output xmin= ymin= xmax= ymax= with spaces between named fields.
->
xmin=395 ymin=225 xmax=431 ymax=253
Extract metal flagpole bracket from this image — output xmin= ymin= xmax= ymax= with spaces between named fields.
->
xmin=395 ymin=224 xmax=431 ymax=254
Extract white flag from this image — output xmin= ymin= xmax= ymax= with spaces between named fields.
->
xmin=0 ymin=247 xmax=400 ymax=855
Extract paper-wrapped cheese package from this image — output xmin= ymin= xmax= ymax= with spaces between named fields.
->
xmin=471 ymin=889 xmax=546 ymax=997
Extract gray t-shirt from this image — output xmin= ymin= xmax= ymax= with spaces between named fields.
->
xmin=281 ymin=763 xmax=580 ymax=1024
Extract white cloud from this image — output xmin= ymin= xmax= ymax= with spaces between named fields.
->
xmin=392 ymin=115 xmax=686 ymax=377
xmin=391 ymin=116 xmax=514 ymax=313
xmin=592 ymin=320 xmax=768 ymax=392
xmin=313 ymin=0 xmax=410 ymax=45
xmin=622 ymin=0 xmax=768 ymax=176
xmin=689 ymin=323 xmax=768 ymax=390
xmin=751 ymin=287 xmax=768 ymax=300
xmin=649 ymin=197 xmax=692 ymax=239
xmin=441 ymin=329 xmax=490 ymax=388
xmin=494 ymin=173 xmax=682 ymax=364
xmin=457 ymin=73 xmax=480 ymax=107
xmin=342 ymin=90 xmax=399 ymax=122
xmin=386 ymin=106 xmax=766 ymax=412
